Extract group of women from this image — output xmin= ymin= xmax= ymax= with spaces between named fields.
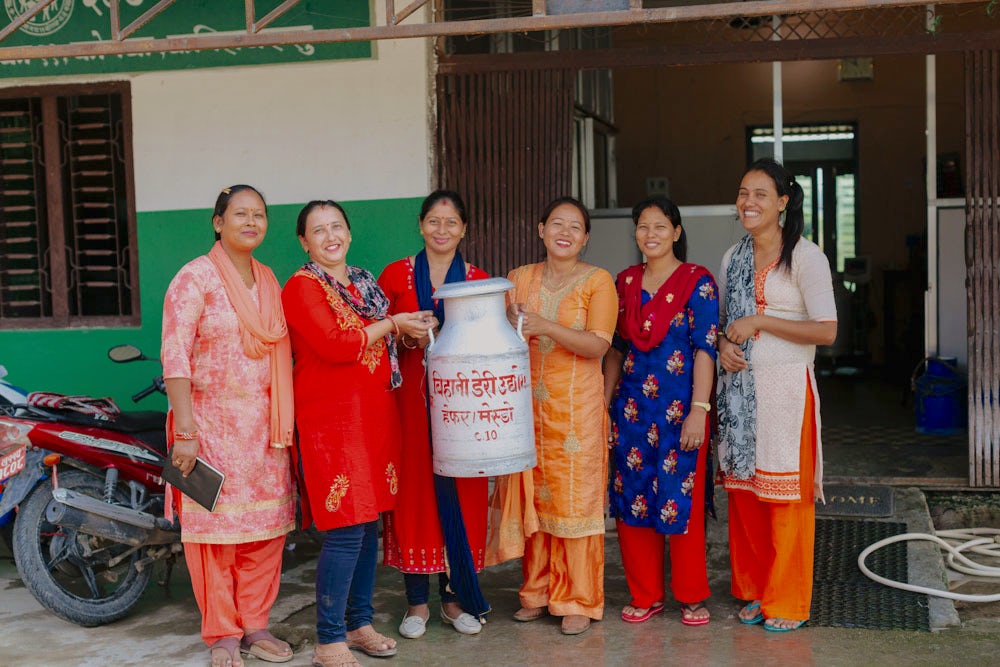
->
xmin=160 ymin=157 xmax=836 ymax=667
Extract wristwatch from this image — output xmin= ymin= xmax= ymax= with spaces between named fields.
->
xmin=691 ymin=401 xmax=712 ymax=413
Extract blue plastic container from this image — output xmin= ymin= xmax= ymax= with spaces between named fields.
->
xmin=912 ymin=357 xmax=965 ymax=436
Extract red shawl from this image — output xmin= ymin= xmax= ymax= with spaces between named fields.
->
xmin=616 ymin=262 xmax=710 ymax=352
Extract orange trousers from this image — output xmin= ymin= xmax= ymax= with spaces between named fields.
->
xmin=728 ymin=378 xmax=816 ymax=621
xmin=617 ymin=437 xmax=710 ymax=608
xmin=185 ymin=536 xmax=286 ymax=646
xmin=520 ymin=531 xmax=605 ymax=620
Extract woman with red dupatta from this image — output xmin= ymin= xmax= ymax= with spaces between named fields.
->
xmin=378 ymin=190 xmax=491 ymax=639
xmin=603 ymin=196 xmax=719 ymax=628
xmin=162 ymin=185 xmax=295 ymax=667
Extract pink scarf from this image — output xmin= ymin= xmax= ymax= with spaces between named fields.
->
xmin=208 ymin=242 xmax=294 ymax=448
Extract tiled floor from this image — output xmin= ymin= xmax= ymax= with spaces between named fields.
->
xmin=816 ymin=372 xmax=969 ymax=484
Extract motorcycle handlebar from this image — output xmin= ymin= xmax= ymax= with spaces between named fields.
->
xmin=132 ymin=376 xmax=165 ymax=403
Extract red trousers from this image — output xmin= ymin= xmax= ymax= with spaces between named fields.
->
xmin=185 ymin=536 xmax=286 ymax=646
xmin=728 ymin=378 xmax=817 ymax=621
xmin=617 ymin=437 xmax=710 ymax=608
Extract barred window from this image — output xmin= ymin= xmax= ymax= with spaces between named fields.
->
xmin=0 ymin=82 xmax=138 ymax=329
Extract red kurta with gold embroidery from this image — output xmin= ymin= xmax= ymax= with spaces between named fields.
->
xmin=378 ymin=257 xmax=490 ymax=573
xmin=282 ymin=269 xmax=401 ymax=531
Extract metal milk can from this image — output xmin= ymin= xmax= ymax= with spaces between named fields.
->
xmin=425 ymin=277 xmax=536 ymax=477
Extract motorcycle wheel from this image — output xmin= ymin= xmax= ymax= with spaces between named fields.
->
xmin=12 ymin=470 xmax=153 ymax=627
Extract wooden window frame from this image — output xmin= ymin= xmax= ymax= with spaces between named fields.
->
xmin=0 ymin=81 xmax=139 ymax=330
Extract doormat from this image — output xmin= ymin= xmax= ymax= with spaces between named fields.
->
xmin=817 ymin=485 xmax=894 ymax=517
xmin=811 ymin=518 xmax=930 ymax=631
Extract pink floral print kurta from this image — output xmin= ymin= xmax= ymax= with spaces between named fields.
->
xmin=162 ymin=255 xmax=295 ymax=544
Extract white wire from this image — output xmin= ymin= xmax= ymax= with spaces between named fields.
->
xmin=857 ymin=528 xmax=1000 ymax=602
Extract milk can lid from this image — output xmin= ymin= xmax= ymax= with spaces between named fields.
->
xmin=432 ymin=277 xmax=514 ymax=300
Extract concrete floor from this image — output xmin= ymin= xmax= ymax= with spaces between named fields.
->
xmin=2 ymin=485 xmax=999 ymax=667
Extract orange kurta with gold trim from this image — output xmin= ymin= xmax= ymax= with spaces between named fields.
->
xmin=282 ymin=269 xmax=401 ymax=531
xmin=506 ymin=263 xmax=618 ymax=538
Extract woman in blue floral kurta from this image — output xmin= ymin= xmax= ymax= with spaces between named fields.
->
xmin=604 ymin=196 xmax=719 ymax=627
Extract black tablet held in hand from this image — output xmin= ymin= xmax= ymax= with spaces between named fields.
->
xmin=161 ymin=457 xmax=225 ymax=512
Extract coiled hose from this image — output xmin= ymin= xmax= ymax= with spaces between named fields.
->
xmin=858 ymin=528 xmax=1000 ymax=602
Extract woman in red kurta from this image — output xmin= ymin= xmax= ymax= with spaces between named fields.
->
xmin=379 ymin=191 xmax=491 ymax=639
xmin=282 ymin=200 xmax=435 ymax=667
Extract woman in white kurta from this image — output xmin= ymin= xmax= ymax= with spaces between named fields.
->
xmin=717 ymin=159 xmax=837 ymax=632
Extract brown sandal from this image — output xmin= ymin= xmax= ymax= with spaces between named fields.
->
xmin=513 ymin=606 xmax=547 ymax=622
xmin=210 ymin=637 xmax=244 ymax=667
xmin=312 ymin=644 xmax=361 ymax=667
xmin=346 ymin=626 xmax=398 ymax=658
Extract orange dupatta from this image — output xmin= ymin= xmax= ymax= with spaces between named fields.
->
xmin=208 ymin=241 xmax=294 ymax=449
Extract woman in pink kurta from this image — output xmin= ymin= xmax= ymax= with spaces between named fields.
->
xmin=162 ymin=185 xmax=295 ymax=667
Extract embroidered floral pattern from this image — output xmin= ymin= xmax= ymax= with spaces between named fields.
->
xmin=665 ymin=293 xmax=674 ymax=303
xmin=624 ymin=397 xmax=639 ymax=422
xmin=610 ymin=422 xmax=620 ymax=448
xmin=386 ymin=462 xmax=398 ymax=495
xmin=699 ymin=282 xmax=717 ymax=300
xmin=626 ymin=447 xmax=643 ymax=471
xmin=642 ymin=317 xmax=654 ymax=332
xmin=642 ymin=374 xmax=659 ymax=398
xmin=666 ymin=350 xmax=685 ymax=375
xmin=660 ymin=498 xmax=678 ymax=524
xmin=666 ymin=399 xmax=684 ymax=425
xmin=671 ymin=311 xmax=686 ymax=327
xmin=706 ymin=324 xmax=718 ymax=346
xmin=325 ymin=475 xmax=350 ymax=513
xmin=631 ymin=494 xmax=649 ymax=519
xmin=646 ymin=422 xmax=659 ymax=448
xmin=681 ymin=471 xmax=695 ymax=497
xmin=663 ymin=449 xmax=678 ymax=474
xmin=613 ymin=470 xmax=623 ymax=495
xmin=623 ymin=352 xmax=635 ymax=375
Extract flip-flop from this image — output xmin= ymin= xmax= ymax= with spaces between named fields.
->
xmin=764 ymin=618 xmax=808 ymax=633
xmin=620 ymin=603 xmax=664 ymax=624
xmin=240 ymin=629 xmax=293 ymax=663
xmin=210 ymin=637 xmax=244 ymax=667
xmin=680 ymin=602 xmax=710 ymax=626
xmin=738 ymin=601 xmax=764 ymax=625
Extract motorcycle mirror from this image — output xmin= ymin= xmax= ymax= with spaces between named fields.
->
xmin=108 ymin=345 xmax=146 ymax=363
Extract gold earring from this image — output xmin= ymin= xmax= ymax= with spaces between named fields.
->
xmin=461 ymin=232 xmax=466 ymax=238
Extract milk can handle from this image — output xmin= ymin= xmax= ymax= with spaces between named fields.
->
xmin=516 ymin=313 xmax=526 ymax=342
xmin=426 ymin=326 xmax=436 ymax=351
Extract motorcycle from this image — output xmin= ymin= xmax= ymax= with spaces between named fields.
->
xmin=0 ymin=345 xmax=182 ymax=627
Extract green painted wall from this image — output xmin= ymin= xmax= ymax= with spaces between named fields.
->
xmin=0 ymin=197 xmax=422 ymax=409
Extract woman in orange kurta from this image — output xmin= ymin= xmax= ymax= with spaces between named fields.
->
xmin=281 ymin=200 xmax=435 ymax=667
xmin=717 ymin=159 xmax=837 ymax=633
xmin=497 ymin=196 xmax=618 ymax=636
xmin=162 ymin=185 xmax=295 ymax=667
xmin=378 ymin=191 xmax=491 ymax=639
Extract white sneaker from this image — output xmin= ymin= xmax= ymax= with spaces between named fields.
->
xmin=399 ymin=613 xmax=427 ymax=639
xmin=440 ymin=607 xmax=483 ymax=635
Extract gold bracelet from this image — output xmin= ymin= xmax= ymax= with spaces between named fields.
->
xmin=691 ymin=401 xmax=712 ymax=413
xmin=401 ymin=335 xmax=418 ymax=349
xmin=173 ymin=431 xmax=199 ymax=440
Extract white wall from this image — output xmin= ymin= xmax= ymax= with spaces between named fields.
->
xmin=0 ymin=8 xmax=434 ymax=213
xmin=589 ymin=206 xmax=741 ymax=280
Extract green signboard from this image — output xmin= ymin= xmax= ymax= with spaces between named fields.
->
xmin=0 ymin=0 xmax=372 ymax=77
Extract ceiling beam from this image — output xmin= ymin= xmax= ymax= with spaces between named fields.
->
xmin=0 ymin=0 xmax=973 ymax=62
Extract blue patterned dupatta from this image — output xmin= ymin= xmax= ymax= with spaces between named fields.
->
xmin=414 ymin=249 xmax=492 ymax=622
xmin=717 ymin=235 xmax=758 ymax=480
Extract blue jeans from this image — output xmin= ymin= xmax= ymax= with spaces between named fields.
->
xmin=316 ymin=520 xmax=378 ymax=644
xmin=403 ymin=572 xmax=458 ymax=606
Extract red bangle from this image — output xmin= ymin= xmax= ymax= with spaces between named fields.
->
xmin=387 ymin=315 xmax=400 ymax=336
xmin=173 ymin=431 xmax=198 ymax=440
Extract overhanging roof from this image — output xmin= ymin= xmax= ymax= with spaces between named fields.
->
xmin=0 ymin=0 xmax=978 ymax=62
